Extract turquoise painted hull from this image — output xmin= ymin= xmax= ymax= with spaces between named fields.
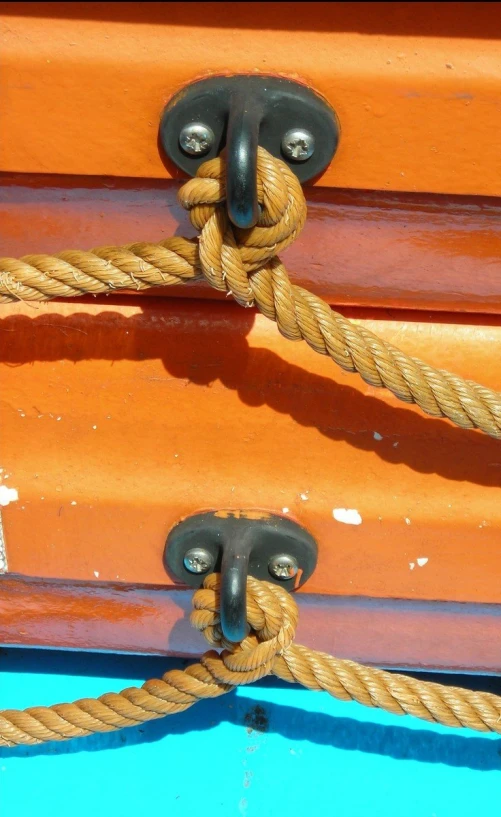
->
xmin=1 ymin=650 xmax=499 ymax=816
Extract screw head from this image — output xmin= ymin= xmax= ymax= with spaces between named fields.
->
xmin=179 ymin=123 xmax=215 ymax=157
xmin=183 ymin=547 xmax=214 ymax=575
xmin=281 ymin=128 xmax=315 ymax=162
xmin=268 ymin=553 xmax=299 ymax=581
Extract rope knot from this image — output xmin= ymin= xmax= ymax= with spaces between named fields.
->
xmin=178 ymin=147 xmax=307 ymax=307
xmin=190 ymin=573 xmax=299 ymax=686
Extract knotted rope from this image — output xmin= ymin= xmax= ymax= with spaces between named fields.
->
xmin=2 ymin=575 xmax=501 ymax=747
xmin=1 ymin=149 xmax=501 ymax=747
xmin=1 ymin=148 xmax=501 ymax=438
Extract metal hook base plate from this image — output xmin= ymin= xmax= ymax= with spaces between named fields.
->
xmin=159 ymin=74 xmax=339 ymax=185
xmin=164 ymin=510 xmax=318 ymax=642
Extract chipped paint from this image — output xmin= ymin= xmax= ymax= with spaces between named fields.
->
xmin=373 ymin=431 xmax=383 ymax=441
xmin=417 ymin=557 xmax=428 ymax=567
xmin=0 ymin=510 xmax=6 ymax=573
xmin=215 ymin=510 xmax=271 ymax=521
xmin=409 ymin=562 xmax=415 ymax=570
xmin=0 ymin=486 xmax=19 ymax=507
xmin=405 ymin=518 xmax=411 ymax=525
xmin=333 ymin=508 xmax=362 ymax=525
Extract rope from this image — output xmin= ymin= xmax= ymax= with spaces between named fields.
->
xmin=1 ymin=149 xmax=501 ymax=438
xmin=2 ymin=574 xmax=501 ymax=747
xmin=1 ymin=148 xmax=501 ymax=747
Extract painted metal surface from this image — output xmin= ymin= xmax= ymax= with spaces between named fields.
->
xmin=2 ymin=299 xmax=501 ymax=601
xmin=1 ymin=296 xmax=501 ymax=664
xmin=1 ymin=1 xmax=501 ymax=672
xmin=3 ymin=577 xmax=501 ymax=673
xmin=2 ymin=176 xmax=501 ymax=315
xmin=1 ymin=649 xmax=500 ymax=817
xmin=2 ymin=3 xmax=501 ymax=196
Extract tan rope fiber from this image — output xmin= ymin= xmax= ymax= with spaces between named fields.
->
xmin=1 ymin=149 xmax=501 ymax=747
xmin=1 ymin=148 xmax=501 ymax=438
xmin=2 ymin=574 xmax=501 ymax=747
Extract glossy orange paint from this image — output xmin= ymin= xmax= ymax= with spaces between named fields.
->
xmin=2 ymin=576 xmax=501 ymax=673
xmin=1 ymin=299 xmax=501 ymax=614
xmin=2 ymin=3 xmax=501 ymax=196
xmin=1 ymin=2 xmax=501 ymax=670
xmin=2 ymin=175 xmax=501 ymax=315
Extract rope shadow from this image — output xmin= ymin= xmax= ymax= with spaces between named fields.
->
xmin=1 ymin=649 xmax=501 ymax=769
xmin=3 ymin=3 xmax=499 ymax=39
xmin=0 ymin=301 xmax=500 ymax=487
xmin=2 ymin=686 xmax=500 ymax=771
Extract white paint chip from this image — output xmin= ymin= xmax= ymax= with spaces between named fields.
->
xmin=333 ymin=508 xmax=362 ymax=526
xmin=404 ymin=517 xmax=411 ymax=525
xmin=282 ymin=507 xmax=289 ymax=514
xmin=373 ymin=431 xmax=383 ymax=441
xmin=417 ymin=557 xmax=428 ymax=567
xmin=92 ymin=425 xmax=97 ymax=430
xmin=70 ymin=501 xmax=77 ymax=506
xmin=393 ymin=442 xmax=399 ymax=448
xmin=0 ymin=486 xmax=18 ymax=507
xmin=300 ymin=493 xmax=309 ymax=501
xmin=409 ymin=562 xmax=415 ymax=570
xmin=0 ymin=509 xmax=6 ymax=574
xmin=94 ymin=570 xmax=100 ymax=578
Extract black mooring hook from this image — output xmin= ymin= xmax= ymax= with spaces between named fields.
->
xmin=219 ymin=528 xmax=252 ymax=641
xmin=164 ymin=510 xmax=318 ymax=643
xmin=159 ymin=74 xmax=339 ymax=231
xmin=225 ymin=87 xmax=262 ymax=230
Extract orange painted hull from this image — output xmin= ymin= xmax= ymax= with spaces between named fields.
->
xmin=2 ymin=2 xmax=501 ymax=196
xmin=1 ymin=2 xmax=501 ymax=671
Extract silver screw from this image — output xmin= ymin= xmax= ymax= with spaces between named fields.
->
xmin=268 ymin=553 xmax=299 ymax=581
xmin=179 ymin=123 xmax=215 ymax=157
xmin=281 ymin=128 xmax=315 ymax=162
xmin=183 ymin=547 xmax=214 ymax=575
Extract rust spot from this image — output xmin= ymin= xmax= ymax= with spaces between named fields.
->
xmin=214 ymin=509 xmax=271 ymax=521
xmin=244 ymin=704 xmax=269 ymax=734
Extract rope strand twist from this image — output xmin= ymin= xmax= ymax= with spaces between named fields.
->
xmin=1 ymin=148 xmax=501 ymax=746
xmin=1 ymin=148 xmax=501 ymax=437
xmin=2 ymin=575 xmax=501 ymax=747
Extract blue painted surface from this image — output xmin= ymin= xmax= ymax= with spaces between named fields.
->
xmin=1 ymin=649 xmax=501 ymax=816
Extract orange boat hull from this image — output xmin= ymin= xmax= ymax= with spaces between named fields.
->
xmin=1 ymin=2 xmax=501 ymax=671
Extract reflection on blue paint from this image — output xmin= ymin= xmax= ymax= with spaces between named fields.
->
xmin=1 ymin=649 xmax=500 ymax=816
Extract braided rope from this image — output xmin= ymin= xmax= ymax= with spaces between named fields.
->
xmin=2 ymin=575 xmax=501 ymax=747
xmin=1 ymin=148 xmax=500 ymax=437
